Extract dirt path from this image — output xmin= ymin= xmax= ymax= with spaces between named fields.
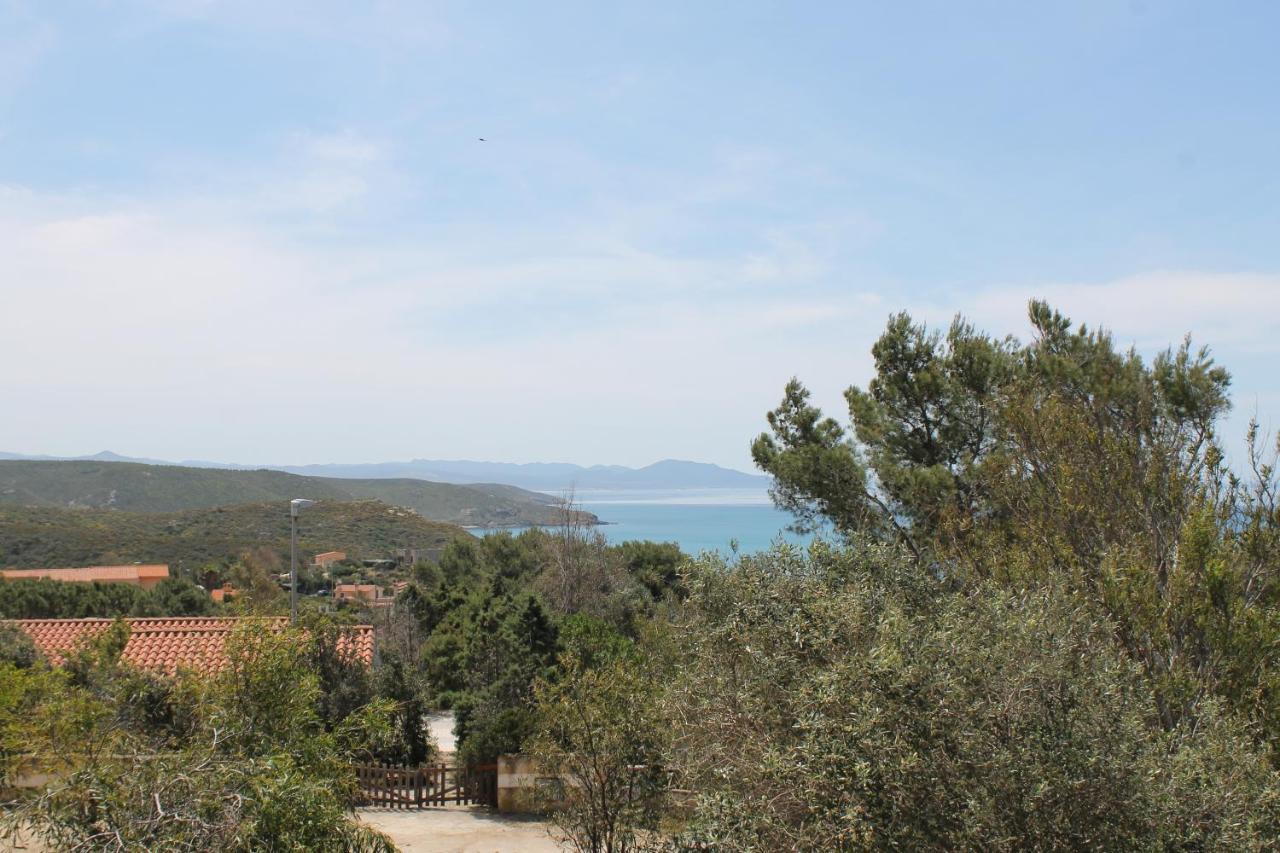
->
xmin=426 ymin=712 xmax=457 ymax=757
xmin=358 ymin=806 xmax=564 ymax=853
xmin=5 ymin=813 xmax=561 ymax=853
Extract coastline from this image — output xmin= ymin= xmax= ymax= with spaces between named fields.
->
xmin=461 ymin=520 xmax=616 ymax=531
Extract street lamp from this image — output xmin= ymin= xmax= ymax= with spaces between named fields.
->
xmin=290 ymin=498 xmax=315 ymax=624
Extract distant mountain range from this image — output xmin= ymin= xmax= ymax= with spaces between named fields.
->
xmin=277 ymin=458 xmax=770 ymax=491
xmin=0 ymin=452 xmax=770 ymax=492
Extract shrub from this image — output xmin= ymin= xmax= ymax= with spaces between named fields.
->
xmin=1 ymin=624 xmax=396 ymax=851
xmin=0 ymin=626 xmax=39 ymax=669
xmin=665 ymin=543 xmax=1280 ymax=851
xmin=531 ymin=645 xmax=667 ymax=853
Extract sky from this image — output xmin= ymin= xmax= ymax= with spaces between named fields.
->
xmin=1 ymin=1 xmax=1278 ymax=471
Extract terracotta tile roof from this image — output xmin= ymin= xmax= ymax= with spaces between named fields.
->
xmin=0 ymin=564 xmax=170 ymax=584
xmin=335 ymin=583 xmax=387 ymax=598
xmin=5 ymin=617 xmax=375 ymax=675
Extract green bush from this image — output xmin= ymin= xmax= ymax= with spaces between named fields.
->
xmin=665 ymin=543 xmax=1280 ymax=851
xmin=1 ymin=624 xmax=397 ymax=851
xmin=0 ymin=577 xmax=214 ymax=619
xmin=0 ymin=626 xmax=39 ymax=669
xmin=532 ymin=640 xmax=667 ymax=853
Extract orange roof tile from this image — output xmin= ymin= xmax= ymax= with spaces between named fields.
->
xmin=6 ymin=617 xmax=375 ymax=675
xmin=335 ymin=583 xmax=387 ymax=596
xmin=0 ymin=565 xmax=170 ymax=584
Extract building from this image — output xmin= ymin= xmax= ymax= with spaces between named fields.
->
xmin=6 ymin=617 xmax=375 ymax=675
xmin=209 ymin=584 xmax=237 ymax=604
xmin=312 ymin=551 xmax=347 ymax=569
xmin=333 ymin=583 xmax=395 ymax=607
xmin=0 ymin=564 xmax=170 ymax=590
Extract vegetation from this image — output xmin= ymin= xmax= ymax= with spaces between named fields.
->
xmin=0 ymin=459 xmax=599 ymax=528
xmin=753 ymin=302 xmax=1280 ymax=756
xmin=664 ymin=543 xmax=1279 ymax=850
xmin=0 ymin=577 xmax=214 ymax=619
xmin=0 ymin=625 xmax=38 ymax=669
xmin=0 ymin=499 xmax=471 ymax=571
xmin=434 ymin=301 xmax=1279 ymax=852
xmin=531 ymin=636 xmax=667 ymax=853
xmin=389 ymin=526 xmax=685 ymax=771
xmin=1 ymin=621 xmax=400 ymax=851
xmin=6 ymin=301 xmax=1280 ymax=849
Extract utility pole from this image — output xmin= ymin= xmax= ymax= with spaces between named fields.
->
xmin=290 ymin=499 xmax=315 ymax=624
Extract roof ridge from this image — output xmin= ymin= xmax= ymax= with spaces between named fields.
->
xmin=10 ymin=616 xmax=375 ymax=674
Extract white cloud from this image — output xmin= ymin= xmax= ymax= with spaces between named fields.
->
xmin=893 ymin=272 xmax=1280 ymax=470
xmin=295 ymin=130 xmax=384 ymax=166
xmin=3 ymin=167 xmax=1276 ymax=470
xmin=0 ymin=185 xmax=880 ymax=467
xmin=248 ymin=131 xmax=388 ymax=214
xmin=925 ymin=271 xmax=1280 ymax=355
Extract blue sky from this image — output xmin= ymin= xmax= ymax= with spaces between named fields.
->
xmin=1 ymin=1 xmax=1278 ymax=470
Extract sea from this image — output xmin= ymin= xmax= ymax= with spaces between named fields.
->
xmin=475 ymin=489 xmax=817 ymax=555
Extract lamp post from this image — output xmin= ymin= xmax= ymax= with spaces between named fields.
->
xmin=290 ymin=498 xmax=315 ymax=624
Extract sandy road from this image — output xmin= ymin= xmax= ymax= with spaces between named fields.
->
xmin=358 ymin=806 xmax=565 ymax=852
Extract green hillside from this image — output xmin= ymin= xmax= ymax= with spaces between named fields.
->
xmin=0 ymin=460 xmax=595 ymax=527
xmin=0 ymin=500 xmax=472 ymax=569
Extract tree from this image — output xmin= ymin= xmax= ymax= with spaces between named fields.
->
xmin=147 ymin=576 xmax=216 ymax=616
xmin=0 ymin=579 xmax=149 ymax=619
xmin=531 ymin=645 xmax=667 ymax=853
xmin=754 ymin=302 xmax=1280 ymax=748
xmin=304 ymin=615 xmax=376 ymax=733
xmin=752 ymin=303 xmax=1230 ymax=564
xmin=616 ymin=541 xmax=687 ymax=602
xmin=456 ymin=591 xmax=560 ymax=765
xmin=0 ymin=577 xmax=214 ymax=620
xmin=537 ymin=496 xmax=629 ymax=619
xmin=373 ymin=651 xmax=436 ymax=766
xmin=752 ymin=314 xmax=1015 ymax=556
xmin=226 ymin=547 xmax=287 ymax=614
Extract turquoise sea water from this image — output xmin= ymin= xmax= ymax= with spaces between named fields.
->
xmin=478 ymin=489 xmax=813 ymax=555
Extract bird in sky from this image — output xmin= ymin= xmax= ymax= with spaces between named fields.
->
xmin=478 ymin=137 xmax=486 ymax=142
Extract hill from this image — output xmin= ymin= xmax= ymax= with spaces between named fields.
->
xmin=0 ymin=460 xmax=596 ymax=527
xmin=278 ymin=458 xmax=771 ymax=490
xmin=0 ymin=500 xmax=473 ymax=569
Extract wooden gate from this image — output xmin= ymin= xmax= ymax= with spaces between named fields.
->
xmin=354 ymin=763 xmax=498 ymax=808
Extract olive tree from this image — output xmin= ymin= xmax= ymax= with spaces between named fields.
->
xmin=664 ymin=543 xmax=1280 ymax=851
